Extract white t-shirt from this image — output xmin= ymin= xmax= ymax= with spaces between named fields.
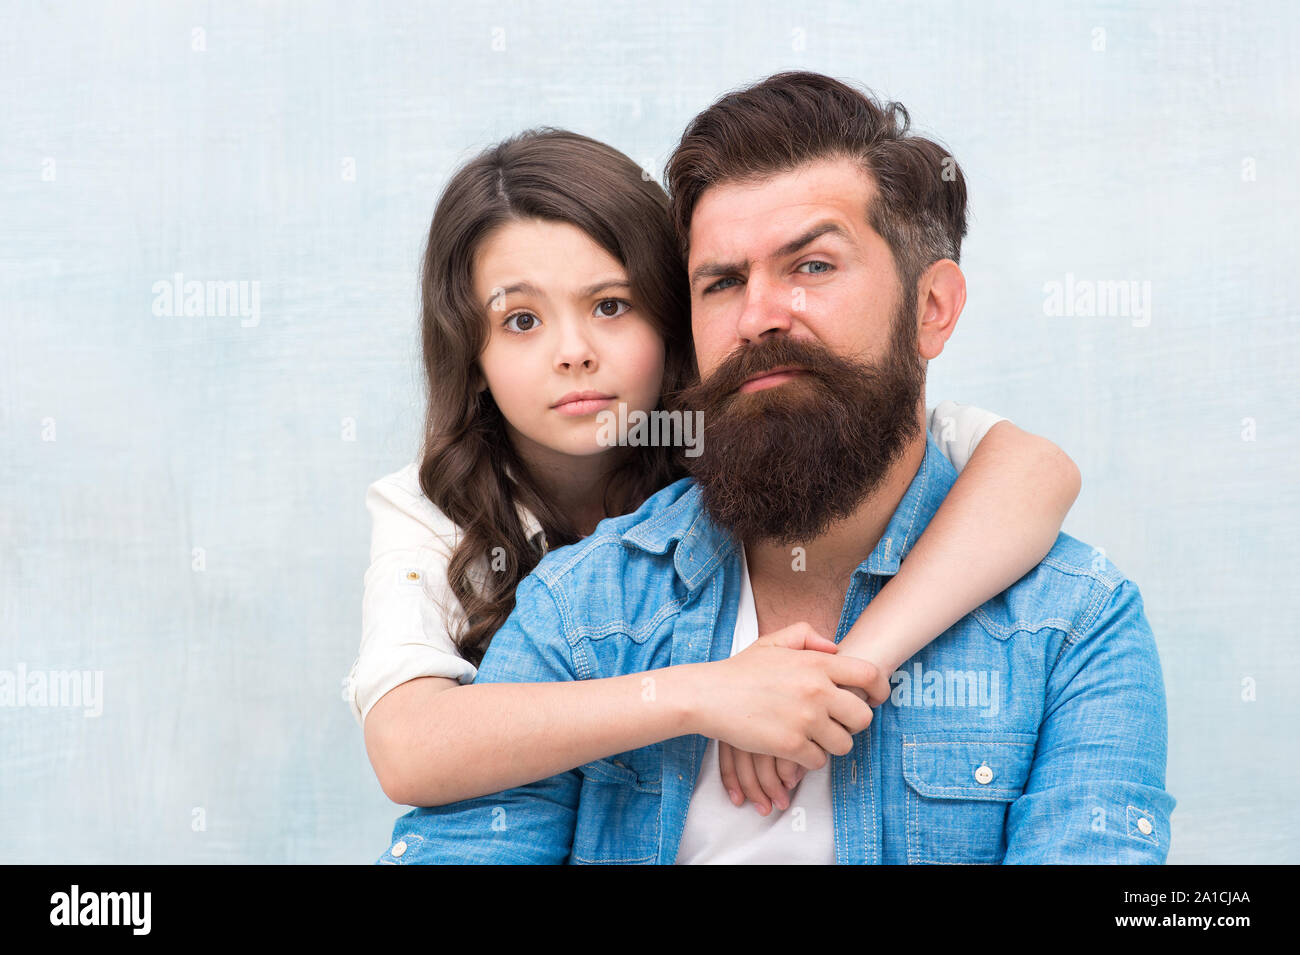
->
xmin=675 ymin=541 xmax=838 ymax=864
xmin=343 ymin=399 xmax=1007 ymax=726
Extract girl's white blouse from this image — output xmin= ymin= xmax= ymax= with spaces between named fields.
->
xmin=343 ymin=399 xmax=1007 ymax=726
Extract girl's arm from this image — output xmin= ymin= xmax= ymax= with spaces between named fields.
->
xmin=365 ymin=673 xmax=691 ymax=807
xmin=364 ymin=623 xmax=876 ymax=807
xmin=836 ymin=419 xmax=1080 ymax=680
xmin=724 ymin=419 xmax=1082 ymax=810
xmin=355 ymin=465 xmax=874 ymax=808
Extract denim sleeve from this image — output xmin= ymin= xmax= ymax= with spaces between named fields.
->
xmin=1002 ymin=579 xmax=1176 ymax=863
xmin=376 ymin=573 xmax=582 ymax=865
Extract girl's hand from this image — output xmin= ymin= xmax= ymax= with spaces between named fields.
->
xmin=846 ymin=660 xmax=895 ymax=707
xmin=699 ymin=622 xmax=877 ymax=808
xmin=774 ymin=756 xmax=805 ymax=790
xmin=718 ymin=745 xmax=814 ymax=813
xmin=719 ymin=744 xmax=786 ymax=813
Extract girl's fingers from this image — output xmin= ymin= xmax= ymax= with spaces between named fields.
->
xmin=809 ymin=719 xmax=855 ymax=759
xmin=754 ymin=625 xmax=836 ymax=654
xmin=790 ymin=738 xmax=830 ymax=772
xmin=800 ymin=634 xmax=839 ymax=654
xmin=865 ymin=671 xmax=893 ymax=706
xmin=827 ymin=687 xmax=874 ymax=736
xmin=731 ymin=747 xmax=771 ymax=814
xmin=775 ymin=757 xmax=802 ymax=790
xmin=752 ymin=754 xmax=789 ymax=811
xmin=717 ymin=742 xmax=743 ymax=806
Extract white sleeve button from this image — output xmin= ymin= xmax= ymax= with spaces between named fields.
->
xmin=1137 ymin=817 xmax=1153 ymax=835
xmin=974 ymin=764 xmax=994 ymax=785
xmin=390 ymin=839 xmax=407 ymax=858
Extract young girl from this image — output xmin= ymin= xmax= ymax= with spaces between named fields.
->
xmin=344 ymin=128 xmax=1081 ymax=816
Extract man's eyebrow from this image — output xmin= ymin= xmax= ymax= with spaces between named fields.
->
xmin=775 ymin=221 xmax=849 ymax=258
xmin=689 ymin=221 xmax=850 ymax=290
xmin=689 ymin=260 xmax=739 ymax=290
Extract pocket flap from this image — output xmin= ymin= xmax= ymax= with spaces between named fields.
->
xmin=902 ymin=732 xmax=1036 ymax=801
xmin=580 ymin=747 xmax=662 ymax=793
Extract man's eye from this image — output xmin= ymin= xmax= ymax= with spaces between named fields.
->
xmin=595 ymin=298 xmax=631 ymax=318
xmin=796 ymin=260 xmax=833 ymax=275
xmin=704 ymin=277 xmax=741 ymax=294
xmin=504 ymin=311 xmax=539 ymax=333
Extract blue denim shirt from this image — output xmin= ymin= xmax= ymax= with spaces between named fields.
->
xmin=379 ymin=432 xmax=1175 ymax=864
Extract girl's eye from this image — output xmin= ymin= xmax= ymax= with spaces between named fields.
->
xmin=704 ymin=277 xmax=741 ymax=294
xmin=504 ymin=311 xmax=539 ymax=334
xmin=595 ymin=298 xmax=631 ymax=318
xmin=796 ymin=260 xmax=833 ymax=275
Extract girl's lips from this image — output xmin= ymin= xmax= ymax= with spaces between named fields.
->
xmin=553 ymin=396 xmax=614 ymax=416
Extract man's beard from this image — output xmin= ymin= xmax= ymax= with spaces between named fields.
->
xmin=667 ymin=302 xmax=926 ymax=548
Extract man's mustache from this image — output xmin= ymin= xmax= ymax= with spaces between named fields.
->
xmin=669 ymin=337 xmax=843 ymax=409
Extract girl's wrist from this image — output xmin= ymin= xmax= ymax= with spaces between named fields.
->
xmin=838 ymin=614 xmax=917 ymax=678
xmin=656 ymin=661 xmax=716 ymax=739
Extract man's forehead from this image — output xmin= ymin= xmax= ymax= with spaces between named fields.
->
xmin=687 ymin=158 xmax=877 ymax=262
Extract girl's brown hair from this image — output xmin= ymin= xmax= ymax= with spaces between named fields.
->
xmin=417 ymin=128 xmax=695 ymax=666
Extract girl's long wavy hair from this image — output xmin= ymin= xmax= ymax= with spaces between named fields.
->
xmin=418 ymin=129 xmax=696 ymax=666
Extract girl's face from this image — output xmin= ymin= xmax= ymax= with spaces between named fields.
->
xmin=472 ymin=218 xmax=666 ymax=463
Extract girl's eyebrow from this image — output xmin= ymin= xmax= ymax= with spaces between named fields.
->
xmin=577 ymin=279 xmax=630 ymax=298
xmin=484 ymin=278 xmax=629 ymax=311
xmin=484 ymin=282 xmax=540 ymax=310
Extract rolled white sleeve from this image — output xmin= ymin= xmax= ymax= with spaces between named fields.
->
xmin=926 ymin=400 xmax=1010 ymax=473
xmin=344 ymin=464 xmax=478 ymax=727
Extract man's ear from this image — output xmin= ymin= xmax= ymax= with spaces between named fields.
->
xmin=915 ymin=259 xmax=965 ymax=361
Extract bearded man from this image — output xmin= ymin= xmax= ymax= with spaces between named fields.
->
xmin=378 ymin=70 xmax=1174 ymax=865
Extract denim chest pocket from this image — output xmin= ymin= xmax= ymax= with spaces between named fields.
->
xmin=571 ymin=747 xmax=662 ymax=865
xmin=901 ymin=731 xmax=1036 ymax=864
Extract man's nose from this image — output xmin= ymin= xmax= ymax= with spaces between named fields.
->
xmin=735 ymin=271 xmax=795 ymax=343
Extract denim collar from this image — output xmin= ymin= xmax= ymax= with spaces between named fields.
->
xmin=620 ymin=431 xmax=959 ymax=589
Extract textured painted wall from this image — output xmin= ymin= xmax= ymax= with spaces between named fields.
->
xmin=2 ymin=0 xmax=1296 ymax=863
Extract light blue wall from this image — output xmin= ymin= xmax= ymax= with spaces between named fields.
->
xmin=2 ymin=0 xmax=1296 ymax=863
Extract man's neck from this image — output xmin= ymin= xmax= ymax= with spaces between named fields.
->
xmin=743 ymin=433 xmax=927 ymax=594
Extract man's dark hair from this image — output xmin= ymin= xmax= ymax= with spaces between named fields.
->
xmin=666 ymin=71 xmax=969 ymax=292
